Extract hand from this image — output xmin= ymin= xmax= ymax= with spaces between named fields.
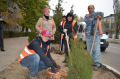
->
xmin=51 ymin=65 xmax=57 ymax=73
xmin=56 ymin=65 xmax=61 ymax=70
xmin=63 ymin=29 xmax=67 ymax=32
xmin=54 ymin=63 xmax=61 ymax=69
xmin=65 ymin=35 xmax=69 ymax=40
xmin=95 ymin=15 xmax=101 ymax=19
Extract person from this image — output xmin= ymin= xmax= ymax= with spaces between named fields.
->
xmin=35 ymin=8 xmax=56 ymax=51
xmin=60 ymin=12 xmax=78 ymax=61
xmin=84 ymin=5 xmax=103 ymax=71
xmin=18 ymin=30 xmax=60 ymax=79
xmin=58 ymin=15 xmax=66 ymax=51
xmin=0 ymin=9 xmax=6 ymax=51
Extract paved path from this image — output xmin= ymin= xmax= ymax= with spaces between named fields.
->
xmin=0 ymin=37 xmax=28 ymax=71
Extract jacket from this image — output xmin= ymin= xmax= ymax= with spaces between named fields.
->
xmin=18 ymin=36 xmax=56 ymax=67
xmin=84 ymin=12 xmax=103 ymax=36
xmin=35 ymin=16 xmax=56 ymax=36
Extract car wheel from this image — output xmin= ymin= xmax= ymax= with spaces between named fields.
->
xmin=101 ymin=47 xmax=106 ymax=52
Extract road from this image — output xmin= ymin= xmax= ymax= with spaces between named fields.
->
xmin=101 ymin=43 xmax=120 ymax=72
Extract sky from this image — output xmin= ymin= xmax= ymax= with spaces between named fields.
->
xmin=49 ymin=0 xmax=114 ymax=18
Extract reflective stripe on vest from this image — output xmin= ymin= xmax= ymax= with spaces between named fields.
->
xmin=40 ymin=18 xmax=55 ymax=40
xmin=63 ymin=20 xmax=77 ymax=39
xmin=85 ymin=14 xmax=103 ymax=34
xmin=62 ymin=20 xmax=76 ymax=32
xmin=18 ymin=43 xmax=49 ymax=61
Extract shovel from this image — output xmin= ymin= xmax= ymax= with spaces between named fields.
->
xmin=64 ymin=31 xmax=70 ymax=55
xmin=90 ymin=18 xmax=99 ymax=55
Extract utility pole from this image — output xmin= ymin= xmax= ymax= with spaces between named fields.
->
xmin=113 ymin=0 xmax=120 ymax=39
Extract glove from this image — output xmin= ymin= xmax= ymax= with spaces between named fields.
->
xmin=65 ymin=35 xmax=69 ymax=40
xmin=63 ymin=29 xmax=67 ymax=32
xmin=53 ymin=63 xmax=61 ymax=70
xmin=51 ymin=65 xmax=57 ymax=73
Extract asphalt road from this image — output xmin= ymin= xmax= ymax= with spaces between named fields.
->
xmin=101 ymin=43 xmax=120 ymax=72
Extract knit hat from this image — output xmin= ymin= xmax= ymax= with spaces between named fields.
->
xmin=43 ymin=8 xmax=50 ymax=15
xmin=41 ymin=30 xmax=51 ymax=37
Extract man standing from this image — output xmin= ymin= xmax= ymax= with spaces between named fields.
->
xmin=0 ymin=9 xmax=6 ymax=51
xmin=60 ymin=12 xmax=78 ymax=62
xmin=84 ymin=5 xmax=103 ymax=71
xmin=58 ymin=15 xmax=66 ymax=51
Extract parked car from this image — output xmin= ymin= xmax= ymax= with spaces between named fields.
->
xmin=77 ymin=22 xmax=109 ymax=52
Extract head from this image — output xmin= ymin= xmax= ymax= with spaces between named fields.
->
xmin=43 ymin=8 xmax=50 ymax=16
xmin=66 ymin=12 xmax=74 ymax=22
xmin=88 ymin=5 xmax=95 ymax=14
xmin=62 ymin=15 xmax=66 ymax=22
xmin=40 ymin=30 xmax=51 ymax=42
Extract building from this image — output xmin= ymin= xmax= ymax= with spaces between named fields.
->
xmin=102 ymin=14 xmax=115 ymax=31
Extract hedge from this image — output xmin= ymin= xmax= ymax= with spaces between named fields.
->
xmin=3 ymin=31 xmax=29 ymax=38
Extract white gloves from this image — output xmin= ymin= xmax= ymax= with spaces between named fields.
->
xmin=65 ymin=35 xmax=69 ymax=40
xmin=63 ymin=29 xmax=67 ymax=32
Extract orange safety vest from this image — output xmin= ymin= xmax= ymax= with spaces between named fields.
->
xmin=18 ymin=43 xmax=49 ymax=62
xmin=84 ymin=14 xmax=103 ymax=34
xmin=62 ymin=20 xmax=78 ymax=39
xmin=40 ymin=18 xmax=55 ymax=40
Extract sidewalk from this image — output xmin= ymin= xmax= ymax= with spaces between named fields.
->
xmin=108 ymin=38 xmax=120 ymax=44
xmin=0 ymin=37 xmax=28 ymax=72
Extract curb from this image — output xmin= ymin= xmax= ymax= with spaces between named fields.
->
xmin=0 ymin=57 xmax=19 ymax=72
xmin=101 ymin=63 xmax=120 ymax=78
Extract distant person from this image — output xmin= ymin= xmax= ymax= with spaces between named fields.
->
xmin=60 ymin=12 xmax=78 ymax=62
xmin=58 ymin=15 xmax=66 ymax=51
xmin=35 ymin=8 xmax=56 ymax=52
xmin=18 ymin=30 xmax=60 ymax=79
xmin=84 ymin=5 xmax=103 ymax=71
xmin=0 ymin=9 xmax=6 ymax=51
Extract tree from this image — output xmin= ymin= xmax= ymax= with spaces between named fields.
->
xmin=52 ymin=0 xmax=64 ymax=43
xmin=79 ymin=16 xmax=84 ymax=22
xmin=15 ymin=0 xmax=49 ymax=32
xmin=113 ymin=0 xmax=120 ymax=39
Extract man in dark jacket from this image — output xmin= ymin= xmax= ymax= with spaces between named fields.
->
xmin=0 ymin=9 xmax=6 ymax=51
xmin=18 ymin=30 xmax=60 ymax=79
xmin=60 ymin=12 xmax=78 ymax=59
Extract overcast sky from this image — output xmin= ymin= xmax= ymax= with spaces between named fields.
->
xmin=49 ymin=0 xmax=114 ymax=18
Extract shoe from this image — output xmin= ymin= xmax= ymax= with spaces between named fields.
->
xmin=62 ymin=60 xmax=67 ymax=63
xmin=93 ymin=65 xmax=99 ymax=71
xmin=1 ymin=49 xmax=5 ymax=51
xmin=30 ymin=75 xmax=39 ymax=79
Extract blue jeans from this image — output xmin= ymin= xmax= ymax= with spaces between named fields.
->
xmin=20 ymin=54 xmax=48 ymax=77
xmin=86 ymin=35 xmax=101 ymax=67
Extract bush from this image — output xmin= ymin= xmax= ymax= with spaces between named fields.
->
xmin=3 ymin=31 xmax=30 ymax=38
xmin=28 ymin=32 xmax=38 ymax=43
xmin=67 ymin=39 xmax=93 ymax=79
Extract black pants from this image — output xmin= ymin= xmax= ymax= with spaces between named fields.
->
xmin=0 ymin=30 xmax=4 ymax=50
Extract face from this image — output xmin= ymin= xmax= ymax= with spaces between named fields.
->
xmin=88 ymin=5 xmax=95 ymax=14
xmin=44 ymin=10 xmax=50 ymax=16
xmin=41 ymin=35 xmax=50 ymax=42
xmin=67 ymin=16 xmax=72 ymax=22
xmin=62 ymin=17 xmax=66 ymax=21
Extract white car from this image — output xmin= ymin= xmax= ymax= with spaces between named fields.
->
xmin=77 ymin=22 xmax=109 ymax=52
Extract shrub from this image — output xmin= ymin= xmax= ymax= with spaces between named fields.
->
xmin=3 ymin=31 xmax=29 ymax=38
xmin=67 ymin=39 xmax=93 ymax=79
xmin=28 ymin=32 xmax=38 ymax=43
